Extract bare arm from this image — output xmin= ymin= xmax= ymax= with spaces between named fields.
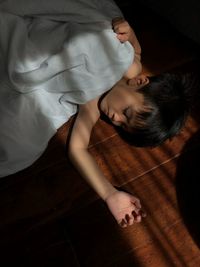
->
xmin=67 ymin=98 xmax=145 ymax=227
xmin=112 ymin=17 xmax=142 ymax=79
xmin=68 ymin=98 xmax=117 ymax=201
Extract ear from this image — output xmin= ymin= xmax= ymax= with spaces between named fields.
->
xmin=128 ymin=75 xmax=149 ymax=87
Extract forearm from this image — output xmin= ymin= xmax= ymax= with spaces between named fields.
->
xmin=128 ymin=28 xmax=141 ymax=56
xmin=67 ymin=100 xmax=145 ymax=227
xmin=111 ymin=16 xmax=142 ymax=77
xmin=68 ymin=148 xmax=117 ymax=201
xmin=125 ymin=25 xmax=142 ymax=78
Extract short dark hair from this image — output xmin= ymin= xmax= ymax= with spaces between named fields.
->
xmin=116 ymin=72 xmax=199 ymax=147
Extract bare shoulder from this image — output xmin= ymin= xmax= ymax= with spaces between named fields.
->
xmin=68 ymin=97 xmax=101 ymax=149
xmin=78 ymin=97 xmax=101 ymax=124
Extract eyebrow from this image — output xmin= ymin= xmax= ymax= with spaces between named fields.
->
xmin=126 ymin=105 xmax=153 ymax=130
xmin=123 ymin=108 xmax=134 ymax=130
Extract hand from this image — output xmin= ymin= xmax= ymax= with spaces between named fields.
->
xmin=105 ymin=190 xmax=146 ymax=227
xmin=112 ymin=17 xmax=132 ymax=43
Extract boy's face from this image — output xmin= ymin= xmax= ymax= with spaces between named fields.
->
xmin=99 ymin=75 xmax=149 ymax=131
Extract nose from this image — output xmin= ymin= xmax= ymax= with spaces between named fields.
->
xmin=111 ymin=113 xmax=125 ymax=126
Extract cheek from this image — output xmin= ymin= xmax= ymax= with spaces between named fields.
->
xmin=108 ymin=93 xmax=127 ymax=109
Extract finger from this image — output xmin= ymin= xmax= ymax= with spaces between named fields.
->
xmin=135 ymin=215 xmax=142 ymax=223
xmin=132 ymin=210 xmax=142 ymax=223
xmin=125 ymin=213 xmax=134 ymax=225
xmin=118 ymin=32 xmax=129 ymax=40
xmin=117 ymin=35 xmax=128 ymax=43
xmin=130 ymin=203 xmax=141 ymax=215
xmin=125 ymin=214 xmax=130 ymax=224
xmin=127 ymin=214 xmax=134 ymax=225
xmin=115 ymin=29 xmax=129 ymax=36
xmin=120 ymin=218 xmax=127 ymax=228
xmin=120 ymin=24 xmax=130 ymax=32
xmin=116 ymin=34 xmax=123 ymax=40
xmin=139 ymin=209 xmax=147 ymax=218
xmin=114 ymin=27 xmax=126 ymax=35
xmin=132 ymin=210 xmax=139 ymax=218
xmin=132 ymin=208 xmax=146 ymax=217
xmin=114 ymin=22 xmax=129 ymax=31
xmin=114 ymin=24 xmax=129 ymax=34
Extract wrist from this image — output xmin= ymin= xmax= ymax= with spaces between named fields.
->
xmin=104 ymin=187 xmax=118 ymax=202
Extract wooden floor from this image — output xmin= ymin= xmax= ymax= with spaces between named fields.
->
xmin=0 ymin=2 xmax=200 ymax=267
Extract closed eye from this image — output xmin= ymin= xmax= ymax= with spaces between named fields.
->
xmin=123 ymin=107 xmax=132 ymax=121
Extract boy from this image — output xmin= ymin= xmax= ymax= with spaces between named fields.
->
xmin=68 ymin=17 xmax=197 ymax=227
xmin=0 ymin=1 xmax=197 ymax=228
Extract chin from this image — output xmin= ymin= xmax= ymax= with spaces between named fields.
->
xmin=98 ymin=93 xmax=107 ymax=114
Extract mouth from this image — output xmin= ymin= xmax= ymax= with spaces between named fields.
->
xmin=108 ymin=113 xmax=114 ymax=121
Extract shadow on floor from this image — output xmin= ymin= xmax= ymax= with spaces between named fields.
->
xmin=175 ymin=128 xmax=200 ymax=248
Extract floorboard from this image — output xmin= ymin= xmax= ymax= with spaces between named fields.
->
xmin=0 ymin=1 xmax=200 ymax=266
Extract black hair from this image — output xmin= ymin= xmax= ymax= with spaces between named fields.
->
xmin=115 ymin=72 xmax=199 ymax=147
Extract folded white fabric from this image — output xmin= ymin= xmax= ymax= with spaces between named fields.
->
xmin=0 ymin=0 xmax=134 ymax=177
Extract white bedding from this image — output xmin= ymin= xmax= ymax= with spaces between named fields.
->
xmin=0 ymin=0 xmax=134 ymax=177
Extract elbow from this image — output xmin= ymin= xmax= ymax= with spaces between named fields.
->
xmin=67 ymin=144 xmax=87 ymax=162
xmin=124 ymin=59 xmax=142 ymax=79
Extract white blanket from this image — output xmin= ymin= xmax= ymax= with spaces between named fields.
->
xmin=0 ymin=0 xmax=134 ymax=177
